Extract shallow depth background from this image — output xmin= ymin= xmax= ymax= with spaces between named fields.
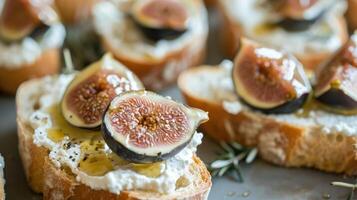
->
xmin=0 ymin=8 xmax=354 ymax=200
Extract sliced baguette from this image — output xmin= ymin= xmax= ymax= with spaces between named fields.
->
xmin=94 ymin=0 xmax=208 ymax=91
xmin=16 ymin=77 xmax=211 ymax=200
xmin=0 ymin=49 xmax=60 ymax=94
xmin=178 ymin=65 xmax=357 ymax=175
xmin=216 ymin=0 xmax=348 ymax=73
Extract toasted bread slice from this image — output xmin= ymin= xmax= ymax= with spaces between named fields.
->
xmin=16 ymin=77 xmax=211 ymax=200
xmin=178 ymin=63 xmax=357 ymax=175
xmin=0 ymin=49 xmax=60 ymax=94
xmin=216 ymin=0 xmax=348 ymax=74
xmin=93 ymin=0 xmax=208 ymax=91
xmin=0 ymin=154 xmax=4 ymax=200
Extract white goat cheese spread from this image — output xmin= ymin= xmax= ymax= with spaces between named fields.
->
xmin=219 ymin=0 xmax=347 ymax=55
xmin=28 ymin=74 xmax=203 ymax=194
xmin=0 ymin=24 xmax=65 ymax=68
xmin=93 ymin=0 xmax=208 ymax=61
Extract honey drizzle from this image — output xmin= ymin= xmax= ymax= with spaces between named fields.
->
xmin=46 ymin=104 xmax=163 ymax=177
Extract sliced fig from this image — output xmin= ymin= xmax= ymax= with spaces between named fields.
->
xmin=232 ymin=38 xmax=311 ymax=114
xmin=0 ymin=0 xmax=57 ymax=41
xmin=314 ymin=34 xmax=357 ymax=114
xmin=102 ymin=90 xmax=208 ymax=163
xmin=0 ymin=0 xmax=40 ymax=41
xmin=61 ymin=54 xmax=144 ymax=128
xmin=131 ymin=0 xmax=189 ymax=41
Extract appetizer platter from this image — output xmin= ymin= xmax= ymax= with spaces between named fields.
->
xmin=0 ymin=0 xmax=356 ymax=199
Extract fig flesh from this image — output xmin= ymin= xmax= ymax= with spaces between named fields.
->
xmin=0 ymin=0 xmax=57 ymax=41
xmin=102 ymin=91 xmax=208 ymax=163
xmin=131 ymin=0 xmax=189 ymax=41
xmin=61 ymin=54 xmax=144 ymax=128
xmin=314 ymin=34 xmax=357 ymax=114
xmin=233 ymin=38 xmax=311 ymax=114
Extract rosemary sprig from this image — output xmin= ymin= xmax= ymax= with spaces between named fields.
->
xmin=331 ymin=178 xmax=357 ymax=200
xmin=209 ymin=141 xmax=258 ymax=182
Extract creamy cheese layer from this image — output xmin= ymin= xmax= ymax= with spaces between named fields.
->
xmin=0 ymin=24 xmax=65 ymax=68
xmin=28 ymin=74 xmax=203 ymax=194
xmin=219 ymin=0 xmax=347 ymax=55
xmin=93 ymin=0 xmax=208 ymax=61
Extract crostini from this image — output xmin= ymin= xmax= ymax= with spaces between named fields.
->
xmin=178 ymin=38 xmax=357 ymax=174
xmin=0 ymin=0 xmax=65 ymax=94
xmin=16 ymin=54 xmax=211 ymax=199
xmin=216 ymin=0 xmax=348 ymax=74
xmin=93 ymin=0 xmax=209 ymax=91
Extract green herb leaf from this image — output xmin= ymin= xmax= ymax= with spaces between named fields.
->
xmin=245 ymin=148 xmax=258 ymax=164
xmin=218 ymin=166 xmax=231 ymax=177
xmin=348 ymin=190 xmax=354 ymax=200
xmin=233 ymin=160 xmax=244 ymax=182
xmin=211 ymin=159 xmax=232 ymax=169
xmin=208 ymin=141 xmax=258 ymax=182
xmin=331 ymin=178 xmax=357 ymax=200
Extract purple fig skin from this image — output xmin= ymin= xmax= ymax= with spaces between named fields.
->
xmin=240 ymin=93 xmax=310 ymax=114
xmin=133 ymin=21 xmax=186 ymax=41
xmin=316 ymin=89 xmax=357 ymax=110
xmin=276 ymin=13 xmax=324 ymax=32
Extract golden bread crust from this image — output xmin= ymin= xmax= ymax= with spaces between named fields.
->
xmin=0 ymin=49 xmax=60 ymax=94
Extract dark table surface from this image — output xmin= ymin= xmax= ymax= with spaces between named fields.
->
xmin=0 ymin=7 xmax=353 ymax=200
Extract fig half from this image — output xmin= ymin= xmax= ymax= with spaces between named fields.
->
xmin=102 ymin=90 xmax=208 ymax=163
xmin=131 ymin=0 xmax=189 ymax=41
xmin=233 ymin=38 xmax=311 ymax=114
xmin=0 ymin=0 xmax=40 ymax=41
xmin=0 ymin=0 xmax=57 ymax=41
xmin=61 ymin=54 xmax=144 ymax=128
xmin=314 ymin=34 xmax=357 ymax=114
